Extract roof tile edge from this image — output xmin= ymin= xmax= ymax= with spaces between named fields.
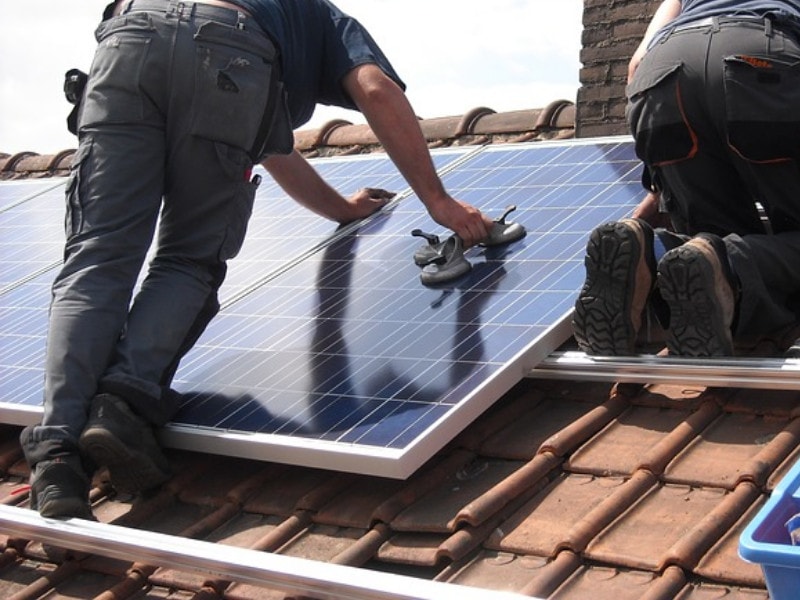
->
xmin=0 ymin=103 xmax=576 ymax=179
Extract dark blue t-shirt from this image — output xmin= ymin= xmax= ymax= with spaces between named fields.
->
xmin=652 ymin=0 xmax=800 ymax=46
xmin=231 ymin=0 xmax=405 ymax=128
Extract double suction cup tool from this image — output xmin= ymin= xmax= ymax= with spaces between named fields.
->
xmin=412 ymin=205 xmax=526 ymax=286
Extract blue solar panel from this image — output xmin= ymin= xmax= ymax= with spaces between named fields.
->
xmin=0 ymin=138 xmax=643 ymax=478
xmin=0 ymin=181 xmax=66 ymax=291
xmin=220 ymin=149 xmax=466 ymax=303
xmin=0 ymin=148 xmax=471 ymax=424
xmin=0 ymin=179 xmax=63 ymax=212
xmin=165 ymin=138 xmax=643 ymax=477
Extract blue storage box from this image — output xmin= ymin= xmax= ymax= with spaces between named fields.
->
xmin=739 ymin=457 xmax=800 ymax=600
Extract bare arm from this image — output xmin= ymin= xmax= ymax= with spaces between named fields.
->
xmin=262 ymin=149 xmax=393 ymax=223
xmin=342 ymin=64 xmax=492 ymax=246
xmin=628 ymin=0 xmax=682 ymax=82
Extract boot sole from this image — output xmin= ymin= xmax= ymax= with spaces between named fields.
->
xmin=573 ymin=220 xmax=654 ymax=355
xmin=657 ymin=244 xmax=734 ymax=356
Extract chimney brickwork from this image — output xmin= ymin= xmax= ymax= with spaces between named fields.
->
xmin=577 ymin=0 xmax=661 ymax=138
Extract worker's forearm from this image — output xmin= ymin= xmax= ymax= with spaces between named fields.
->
xmin=343 ymin=66 xmax=449 ymax=212
xmin=262 ymin=150 xmax=352 ymax=222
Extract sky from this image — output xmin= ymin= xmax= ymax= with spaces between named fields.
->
xmin=0 ymin=1 xmax=583 ymax=155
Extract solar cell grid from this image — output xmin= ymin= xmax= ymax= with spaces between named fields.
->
xmin=0 ymin=148 xmax=472 ymax=427
xmin=0 ymin=138 xmax=644 ymax=478
xmin=0 ymin=183 xmax=66 ymax=292
xmin=219 ymin=149 xmax=468 ymax=303
xmin=0 ymin=179 xmax=63 ymax=212
xmin=167 ymin=138 xmax=643 ymax=477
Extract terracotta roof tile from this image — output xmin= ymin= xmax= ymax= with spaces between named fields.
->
xmin=0 ymin=104 xmax=576 ymax=177
xmin=440 ymin=550 xmax=553 ymax=594
xmin=585 ymin=481 xmax=759 ymax=572
xmin=694 ymin=498 xmax=768 ymax=587
xmin=557 ymin=565 xmax=675 ymax=600
xmin=768 ymin=447 xmax=800 ymax=490
xmin=478 ymin=388 xmax=604 ymax=460
xmin=664 ymin=413 xmax=800 ymax=489
xmin=566 ymin=404 xmax=707 ymax=477
xmin=389 ymin=458 xmax=526 ymax=533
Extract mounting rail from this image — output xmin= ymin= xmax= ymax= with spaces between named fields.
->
xmin=0 ymin=505 xmax=531 ymax=600
xmin=529 ymin=351 xmax=800 ymax=391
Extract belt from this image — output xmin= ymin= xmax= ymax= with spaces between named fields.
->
xmin=113 ymin=0 xmax=252 ymax=18
xmin=670 ymin=15 xmax=772 ymax=34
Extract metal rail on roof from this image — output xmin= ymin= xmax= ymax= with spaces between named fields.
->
xmin=529 ymin=351 xmax=800 ymax=391
xmin=0 ymin=505 xmax=534 ymax=600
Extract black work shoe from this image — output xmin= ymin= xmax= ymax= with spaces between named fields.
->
xmin=572 ymin=218 xmax=656 ymax=355
xmin=787 ymin=339 xmax=800 ymax=358
xmin=30 ymin=456 xmax=93 ymax=520
xmin=657 ymin=234 xmax=737 ymax=357
xmin=78 ymin=394 xmax=172 ymax=494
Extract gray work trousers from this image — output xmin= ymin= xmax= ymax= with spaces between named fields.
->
xmin=627 ymin=16 xmax=800 ymax=342
xmin=22 ymin=0 xmax=279 ymax=463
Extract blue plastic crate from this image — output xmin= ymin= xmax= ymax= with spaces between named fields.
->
xmin=740 ymin=456 xmax=800 ymax=600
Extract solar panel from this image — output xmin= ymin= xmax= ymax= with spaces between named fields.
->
xmin=0 ymin=137 xmax=643 ymax=478
xmin=220 ymin=149 xmax=466 ymax=303
xmin=166 ymin=138 xmax=643 ymax=477
xmin=0 ymin=178 xmax=63 ymax=212
xmin=0 ymin=149 xmax=472 ymax=425
xmin=0 ymin=180 xmax=66 ymax=291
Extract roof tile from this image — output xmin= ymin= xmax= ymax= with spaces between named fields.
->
xmin=447 ymin=549 xmax=584 ymax=598
xmin=454 ymin=452 xmax=561 ymax=528
xmin=566 ymin=403 xmax=712 ymax=477
xmin=693 ymin=498 xmax=768 ymax=587
xmin=674 ymin=583 xmax=769 ymax=599
xmin=490 ymin=469 xmax=657 ymax=556
xmin=479 ymin=389 xmax=604 ymax=460
xmin=664 ymin=413 xmax=800 ymax=489
xmin=768 ymin=446 xmax=800 ymax=490
xmin=551 ymin=564 xmax=674 ymax=600
xmin=390 ymin=458 xmax=526 ymax=533
xmin=585 ymin=481 xmax=758 ymax=572
xmin=0 ymin=105 xmax=577 ymax=179
xmin=539 ymin=389 xmax=629 ymax=457
xmin=439 ymin=550 xmax=553 ymax=595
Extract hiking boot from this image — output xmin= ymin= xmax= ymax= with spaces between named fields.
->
xmin=657 ymin=234 xmax=738 ymax=356
xmin=572 ymin=218 xmax=656 ymax=355
xmin=78 ymin=393 xmax=172 ymax=494
xmin=29 ymin=456 xmax=93 ymax=520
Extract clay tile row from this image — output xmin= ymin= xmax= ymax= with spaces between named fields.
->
xmin=0 ymin=103 xmax=576 ymax=179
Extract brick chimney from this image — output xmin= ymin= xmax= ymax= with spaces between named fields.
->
xmin=577 ymin=0 xmax=661 ymax=138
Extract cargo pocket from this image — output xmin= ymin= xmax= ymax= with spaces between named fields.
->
xmin=64 ymin=140 xmax=93 ymax=239
xmin=723 ymin=54 xmax=800 ymax=162
xmin=190 ymin=21 xmax=277 ymax=152
xmin=626 ymin=60 xmax=696 ymax=166
xmin=217 ymin=144 xmax=259 ymax=262
xmin=81 ymin=13 xmax=155 ymax=127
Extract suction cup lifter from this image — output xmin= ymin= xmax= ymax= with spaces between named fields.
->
xmin=481 ymin=205 xmax=526 ymax=247
xmin=417 ymin=235 xmax=472 ymax=286
xmin=411 ymin=229 xmax=446 ymax=266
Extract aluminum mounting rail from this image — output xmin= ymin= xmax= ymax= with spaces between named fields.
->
xmin=529 ymin=351 xmax=800 ymax=391
xmin=0 ymin=505 xmax=534 ymax=600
